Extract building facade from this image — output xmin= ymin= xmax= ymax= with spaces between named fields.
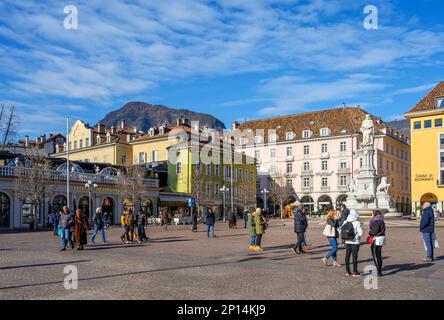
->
xmin=405 ymin=81 xmax=444 ymax=215
xmin=234 ymin=107 xmax=411 ymax=214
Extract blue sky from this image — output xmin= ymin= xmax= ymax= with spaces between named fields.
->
xmin=1 ymin=0 xmax=444 ymax=138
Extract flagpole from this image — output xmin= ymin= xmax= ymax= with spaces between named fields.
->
xmin=66 ymin=117 xmax=70 ymax=209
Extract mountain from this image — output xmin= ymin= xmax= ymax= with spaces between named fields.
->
xmin=386 ymin=118 xmax=410 ymax=139
xmin=98 ymin=102 xmax=226 ymax=132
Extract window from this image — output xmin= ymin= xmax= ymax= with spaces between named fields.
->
xmin=269 ymin=165 xmax=276 ymax=174
xmin=321 ymin=177 xmax=328 ymax=187
xmin=286 ymin=132 xmax=294 ymax=140
xmin=270 ymin=148 xmax=276 ymax=158
xmin=85 ymin=138 xmax=89 ymax=147
xmin=303 ymin=145 xmax=310 ymax=155
xmin=413 ymin=121 xmax=421 ymax=130
xmin=255 ymin=136 xmax=263 ymax=144
xmin=436 ymin=119 xmax=443 ymax=127
xmin=440 ymin=134 xmax=444 ymax=147
xmin=151 ymin=150 xmax=158 ymax=162
xmin=79 ymin=139 xmax=83 ymax=149
xmin=206 ymin=164 xmax=212 ymax=176
xmin=138 ymin=152 xmax=146 ymax=163
xmin=339 ymin=175 xmax=347 ymax=186
xmin=321 ymin=160 xmax=328 ymax=171
xmin=303 ymin=162 xmax=310 ymax=171
xmin=320 ymin=128 xmax=330 ymax=136
xmin=424 ymin=120 xmax=432 ymax=128
xmin=386 ymin=160 xmax=389 ymax=170
xmin=250 ymin=171 xmax=254 ymax=181
xmin=215 ymin=183 xmax=219 ymax=197
xmin=255 ymin=150 xmax=261 ymax=160
xmin=340 ymin=160 xmax=347 ymax=169
xmin=121 ymin=155 xmax=126 ymax=164
xmin=321 ymin=143 xmax=328 ymax=153
xmin=437 ymin=97 xmax=444 ymax=108
xmin=340 ymin=141 xmax=347 ymax=152
xmin=286 ymin=163 xmax=293 ymax=173
xmin=215 ymin=164 xmax=220 ymax=176
xmin=73 ymin=141 xmax=77 ymax=149
xmin=302 ymin=130 xmax=311 ymax=139
xmin=269 ymin=133 xmax=277 ymax=143
xmin=206 ymin=183 xmax=211 ymax=196
xmin=286 ymin=147 xmax=293 ymax=157
xmin=303 ymin=177 xmax=310 ymax=188
xmin=287 ymin=179 xmax=293 ymax=188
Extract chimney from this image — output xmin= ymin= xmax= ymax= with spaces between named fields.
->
xmin=41 ymin=134 xmax=46 ymax=142
xmin=97 ymin=123 xmax=104 ymax=133
xmin=133 ymin=126 xmax=138 ymax=133
xmin=126 ymin=134 xmax=131 ymax=142
xmin=232 ymin=121 xmax=240 ymax=131
xmin=110 ymin=125 xmax=115 ymax=134
xmin=25 ymin=135 xmax=29 ymax=147
xmin=120 ymin=119 xmax=126 ymax=129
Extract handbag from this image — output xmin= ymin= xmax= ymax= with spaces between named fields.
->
xmin=366 ymin=236 xmax=374 ymax=245
xmin=322 ymin=224 xmax=336 ymax=237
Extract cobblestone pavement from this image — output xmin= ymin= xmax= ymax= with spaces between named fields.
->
xmin=0 ymin=219 xmax=443 ymax=300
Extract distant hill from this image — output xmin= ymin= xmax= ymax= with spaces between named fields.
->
xmin=386 ymin=118 xmax=410 ymax=138
xmin=98 ymin=102 xmax=226 ymax=132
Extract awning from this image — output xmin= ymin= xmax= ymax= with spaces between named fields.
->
xmin=159 ymin=193 xmax=189 ymax=207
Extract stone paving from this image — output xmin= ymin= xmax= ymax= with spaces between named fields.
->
xmin=0 ymin=218 xmax=443 ymax=300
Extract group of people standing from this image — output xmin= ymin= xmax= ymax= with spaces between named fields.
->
xmin=120 ymin=209 xmax=150 ymax=244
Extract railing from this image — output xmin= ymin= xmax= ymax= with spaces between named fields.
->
xmin=301 ymin=169 xmax=313 ymax=176
xmin=337 ymin=167 xmax=351 ymax=174
xmin=0 ymin=166 xmax=158 ymax=187
xmin=301 ymin=186 xmax=313 ymax=193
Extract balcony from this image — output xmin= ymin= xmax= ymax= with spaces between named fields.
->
xmin=0 ymin=166 xmax=159 ymax=188
xmin=301 ymin=186 xmax=313 ymax=193
xmin=337 ymin=185 xmax=349 ymax=192
xmin=286 ymin=155 xmax=294 ymax=162
xmin=301 ymin=169 xmax=313 ymax=176
xmin=337 ymin=166 xmax=351 ymax=174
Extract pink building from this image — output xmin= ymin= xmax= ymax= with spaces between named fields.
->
xmin=234 ymin=107 xmax=411 ymax=213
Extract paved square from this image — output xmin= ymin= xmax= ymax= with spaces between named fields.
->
xmin=0 ymin=219 xmax=443 ymax=300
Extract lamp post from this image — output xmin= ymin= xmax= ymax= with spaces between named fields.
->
xmin=84 ymin=180 xmax=98 ymax=219
xmin=261 ymin=188 xmax=269 ymax=212
xmin=220 ymin=185 xmax=229 ymax=221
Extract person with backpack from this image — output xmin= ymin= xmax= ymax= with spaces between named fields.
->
xmin=248 ymin=209 xmax=257 ymax=251
xmin=291 ymin=204 xmax=308 ymax=254
xmin=59 ymin=206 xmax=73 ymax=251
xmin=420 ymin=202 xmax=436 ymax=262
xmin=91 ymin=207 xmax=107 ymax=244
xmin=368 ymin=210 xmax=386 ymax=277
xmin=254 ymin=208 xmax=266 ymax=252
xmin=341 ymin=209 xmax=363 ymax=277
xmin=205 ymin=208 xmax=216 ymax=238
xmin=321 ymin=206 xmax=341 ymax=267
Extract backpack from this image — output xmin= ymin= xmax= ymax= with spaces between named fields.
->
xmin=340 ymin=221 xmax=356 ymax=240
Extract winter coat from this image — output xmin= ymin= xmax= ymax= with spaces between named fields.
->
xmin=137 ymin=213 xmax=146 ymax=226
xmin=93 ymin=212 xmax=104 ymax=228
xmin=205 ymin=211 xmax=215 ymax=226
xmin=247 ymin=214 xmax=256 ymax=236
xmin=339 ymin=208 xmax=350 ymax=226
xmin=73 ymin=213 xmax=89 ymax=245
xmin=420 ymin=207 xmax=435 ymax=233
xmin=124 ymin=213 xmax=136 ymax=226
xmin=59 ymin=213 xmax=73 ymax=229
xmin=255 ymin=214 xmax=266 ymax=235
xmin=243 ymin=210 xmax=249 ymax=221
xmin=369 ymin=216 xmax=386 ymax=237
xmin=50 ymin=213 xmax=59 ymax=225
xmin=342 ymin=212 xmax=363 ymax=245
xmin=293 ymin=210 xmax=308 ymax=233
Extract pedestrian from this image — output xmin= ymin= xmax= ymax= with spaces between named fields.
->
xmin=50 ymin=210 xmax=59 ymax=236
xmin=341 ymin=209 xmax=363 ymax=277
xmin=291 ymin=204 xmax=308 ymax=254
xmin=160 ymin=209 xmax=169 ymax=230
xmin=137 ymin=209 xmax=147 ymax=244
xmin=191 ymin=207 xmax=198 ymax=232
xmin=73 ymin=209 xmax=89 ymax=250
xmin=321 ymin=206 xmax=342 ymax=267
xmin=254 ymin=208 xmax=266 ymax=252
xmin=243 ymin=209 xmax=249 ymax=229
xmin=339 ymin=204 xmax=350 ymax=226
xmin=420 ymin=202 xmax=436 ymax=262
xmin=59 ymin=206 xmax=73 ymax=251
xmin=121 ymin=208 xmax=136 ymax=244
xmin=228 ymin=210 xmax=237 ymax=229
xmin=248 ymin=209 xmax=257 ymax=251
xmin=91 ymin=207 xmax=106 ymax=244
xmin=103 ymin=211 xmax=110 ymax=228
xmin=205 ymin=208 xmax=216 ymax=238
xmin=368 ymin=210 xmax=386 ymax=277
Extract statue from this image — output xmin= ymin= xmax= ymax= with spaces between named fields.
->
xmin=376 ymin=177 xmax=390 ymax=195
xmin=348 ymin=179 xmax=356 ymax=193
xmin=360 ymin=114 xmax=374 ymax=147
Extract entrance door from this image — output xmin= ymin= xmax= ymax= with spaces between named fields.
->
xmin=0 ymin=193 xmax=10 ymax=228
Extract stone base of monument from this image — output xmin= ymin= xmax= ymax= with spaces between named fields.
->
xmin=383 ymin=208 xmax=403 ymax=219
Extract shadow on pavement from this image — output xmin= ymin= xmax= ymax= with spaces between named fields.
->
xmin=383 ymin=262 xmax=434 ymax=275
xmin=0 ymin=259 xmax=91 ymax=270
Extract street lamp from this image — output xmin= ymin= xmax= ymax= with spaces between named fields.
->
xmin=261 ymin=188 xmax=270 ymax=212
xmin=220 ymin=185 xmax=229 ymax=221
xmin=84 ymin=180 xmax=98 ymax=219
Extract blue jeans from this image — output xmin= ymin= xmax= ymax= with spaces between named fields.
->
xmin=60 ymin=228 xmax=71 ymax=248
xmin=92 ymin=225 xmax=106 ymax=242
xmin=250 ymin=235 xmax=256 ymax=246
xmin=325 ymin=237 xmax=338 ymax=261
xmin=255 ymin=234 xmax=262 ymax=247
xmin=206 ymin=224 xmax=215 ymax=238
xmin=422 ymin=232 xmax=434 ymax=260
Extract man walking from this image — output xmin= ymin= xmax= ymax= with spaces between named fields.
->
xmin=137 ymin=209 xmax=148 ymax=243
xmin=243 ymin=209 xmax=249 ymax=229
xmin=91 ymin=207 xmax=107 ymax=244
xmin=205 ymin=208 xmax=216 ymax=238
xmin=291 ymin=204 xmax=308 ymax=254
xmin=420 ymin=202 xmax=435 ymax=262
xmin=59 ymin=206 xmax=73 ymax=251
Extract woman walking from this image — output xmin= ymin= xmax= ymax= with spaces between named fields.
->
xmin=368 ymin=210 xmax=386 ymax=277
xmin=254 ymin=208 xmax=266 ymax=252
xmin=321 ymin=206 xmax=342 ymax=267
xmin=341 ymin=209 xmax=363 ymax=277
xmin=73 ymin=209 xmax=89 ymax=250
xmin=247 ymin=210 xmax=256 ymax=251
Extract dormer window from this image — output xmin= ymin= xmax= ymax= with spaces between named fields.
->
xmin=269 ymin=133 xmax=277 ymax=143
xmin=159 ymin=126 xmax=165 ymax=135
xmin=320 ymin=128 xmax=331 ymax=137
xmin=302 ymin=130 xmax=312 ymax=139
xmin=438 ymin=97 xmax=444 ymax=108
xmin=255 ymin=136 xmax=263 ymax=144
xmin=148 ymin=128 xmax=155 ymax=136
xmin=285 ymin=132 xmax=294 ymax=140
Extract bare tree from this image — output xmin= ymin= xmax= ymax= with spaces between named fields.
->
xmin=119 ymin=165 xmax=147 ymax=212
xmin=236 ymin=174 xmax=255 ymax=210
xmin=1 ymin=105 xmax=19 ymax=148
xmin=14 ymin=147 xmax=56 ymax=230
xmin=268 ymin=171 xmax=293 ymax=219
xmin=187 ymin=162 xmax=211 ymax=213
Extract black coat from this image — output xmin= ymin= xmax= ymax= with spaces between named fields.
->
xmin=369 ymin=218 xmax=386 ymax=237
xmin=293 ymin=210 xmax=308 ymax=233
xmin=205 ymin=211 xmax=215 ymax=225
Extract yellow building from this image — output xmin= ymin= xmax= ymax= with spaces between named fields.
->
xmin=405 ymin=81 xmax=444 ymax=215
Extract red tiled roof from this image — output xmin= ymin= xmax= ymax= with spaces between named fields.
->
xmin=407 ymin=81 xmax=444 ymax=113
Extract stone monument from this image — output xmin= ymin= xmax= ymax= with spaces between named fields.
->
xmin=346 ymin=115 xmax=400 ymax=217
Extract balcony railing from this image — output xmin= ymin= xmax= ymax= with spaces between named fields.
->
xmin=301 ymin=186 xmax=313 ymax=193
xmin=337 ymin=166 xmax=351 ymax=174
xmin=320 ymin=152 xmax=330 ymax=159
xmin=301 ymin=169 xmax=313 ymax=176
xmin=0 ymin=166 xmax=158 ymax=188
